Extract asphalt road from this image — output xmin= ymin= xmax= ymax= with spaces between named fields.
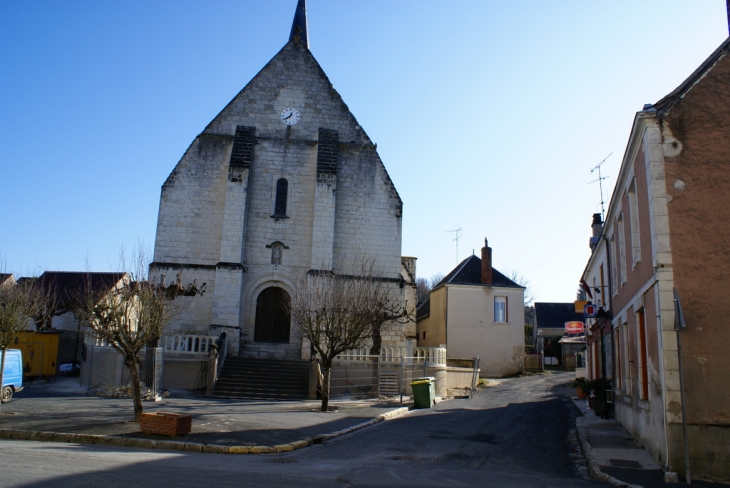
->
xmin=0 ymin=372 xmax=606 ymax=487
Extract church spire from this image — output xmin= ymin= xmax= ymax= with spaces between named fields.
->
xmin=289 ymin=0 xmax=309 ymax=48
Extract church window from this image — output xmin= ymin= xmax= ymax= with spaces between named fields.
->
xmin=274 ymin=178 xmax=288 ymax=217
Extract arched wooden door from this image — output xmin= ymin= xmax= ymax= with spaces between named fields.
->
xmin=254 ymin=287 xmax=291 ymax=343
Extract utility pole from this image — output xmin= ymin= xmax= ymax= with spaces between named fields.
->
xmin=447 ymin=227 xmax=462 ymax=265
xmin=590 ymin=153 xmax=612 ymax=222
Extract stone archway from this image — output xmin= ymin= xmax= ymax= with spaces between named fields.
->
xmin=254 ymin=287 xmax=291 ymax=343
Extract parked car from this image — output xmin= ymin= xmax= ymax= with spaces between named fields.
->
xmin=1 ymin=349 xmax=24 ymax=402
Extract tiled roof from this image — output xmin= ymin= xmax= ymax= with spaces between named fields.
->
xmin=534 ymin=302 xmax=583 ymax=329
xmin=416 ymin=298 xmax=430 ymax=321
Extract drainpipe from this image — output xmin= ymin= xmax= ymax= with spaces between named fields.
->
xmin=601 ymin=235 xmax=616 ymax=416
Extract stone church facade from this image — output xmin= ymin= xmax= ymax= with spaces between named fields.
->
xmin=151 ymin=1 xmax=416 ymax=360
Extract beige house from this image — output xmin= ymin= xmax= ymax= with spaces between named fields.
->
xmin=417 ymin=240 xmax=525 ymax=377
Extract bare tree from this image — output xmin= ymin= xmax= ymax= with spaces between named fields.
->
xmin=509 ymin=269 xmax=536 ymax=347
xmin=416 ymin=272 xmax=445 ymax=304
xmin=416 ymin=277 xmax=430 ymax=304
xmin=76 ymin=255 xmax=205 ymax=421
xmin=509 ymin=269 xmax=534 ymax=306
xmin=0 ymin=276 xmax=41 ymax=405
xmin=289 ymin=260 xmax=412 ymax=412
xmin=31 ymin=276 xmax=65 ymax=331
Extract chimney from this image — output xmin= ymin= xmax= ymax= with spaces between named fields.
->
xmin=481 ymin=238 xmax=492 ymax=285
xmin=592 ymin=213 xmax=603 ymax=238
xmin=589 ymin=213 xmax=603 ymax=250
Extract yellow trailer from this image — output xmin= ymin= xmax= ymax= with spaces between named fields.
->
xmin=17 ymin=331 xmax=60 ymax=378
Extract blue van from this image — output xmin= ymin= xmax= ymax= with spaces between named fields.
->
xmin=1 ymin=349 xmax=23 ymax=403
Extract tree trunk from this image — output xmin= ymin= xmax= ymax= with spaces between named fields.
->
xmin=321 ymin=364 xmax=331 ymax=412
xmin=0 ymin=347 xmax=6 ymax=409
xmin=369 ymin=324 xmax=382 ymax=356
xmin=126 ymin=358 xmax=144 ymax=422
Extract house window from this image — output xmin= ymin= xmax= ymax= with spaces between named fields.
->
xmin=494 ymin=297 xmax=507 ymax=323
xmin=274 ymin=178 xmax=288 ymax=217
xmin=628 ymin=178 xmax=641 ymax=266
xmin=614 ymin=328 xmax=621 ymax=390
xmin=637 ymin=308 xmax=649 ymax=400
xmin=617 ymin=212 xmax=627 ymax=284
xmin=622 ymin=322 xmax=631 ymax=396
xmin=599 ymin=264 xmax=605 ymax=308
xmin=610 ymin=236 xmax=618 ymax=296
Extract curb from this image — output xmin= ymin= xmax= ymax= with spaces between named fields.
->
xmin=0 ymin=404 xmax=414 ymax=455
xmin=575 ymin=419 xmax=643 ymax=488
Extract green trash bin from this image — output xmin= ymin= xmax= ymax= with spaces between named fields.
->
xmin=410 ymin=376 xmax=435 ymax=408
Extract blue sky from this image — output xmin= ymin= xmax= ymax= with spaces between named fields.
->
xmin=1 ymin=1 xmax=727 ymax=303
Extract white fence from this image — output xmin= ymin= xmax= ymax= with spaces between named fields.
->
xmin=337 ymin=346 xmax=446 ymax=366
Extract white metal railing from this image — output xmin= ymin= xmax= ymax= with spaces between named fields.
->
xmin=162 ymin=334 xmax=217 ymax=356
xmin=337 ymin=346 xmax=447 ymax=366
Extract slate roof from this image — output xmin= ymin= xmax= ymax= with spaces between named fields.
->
xmin=434 ymin=255 xmax=522 ymax=290
xmin=289 ymin=0 xmax=309 ymax=48
xmin=653 ymin=37 xmax=730 ymax=116
xmin=416 ymin=255 xmax=522 ymax=322
xmin=34 ymin=271 xmax=127 ymax=306
xmin=534 ymin=302 xmax=583 ymax=329
xmin=416 ymin=297 xmax=430 ymax=321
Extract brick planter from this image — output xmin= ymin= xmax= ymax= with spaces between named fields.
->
xmin=140 ymin=412 xmax=192 ymax=437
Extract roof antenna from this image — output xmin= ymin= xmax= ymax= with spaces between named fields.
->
xmin=447 ymin=227 xmax=462 ymax=265
xmin=589 ymin=153 xmax=612 ymax=222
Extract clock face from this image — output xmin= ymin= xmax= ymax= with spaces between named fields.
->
xmin=281 ymin=108 xmax=300 ymax=125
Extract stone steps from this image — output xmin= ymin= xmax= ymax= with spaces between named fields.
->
xmin=210 ymin=358 xmax=310 ymax=400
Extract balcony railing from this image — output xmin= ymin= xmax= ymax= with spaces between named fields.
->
xmin=162 ymin=334 xmax=217 ymax=356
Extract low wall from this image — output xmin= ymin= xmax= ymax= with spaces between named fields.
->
xmin=444 ymin=367 xmax=476 ymax=395
xmin=163 ymin=359 xmax=206 ymax=390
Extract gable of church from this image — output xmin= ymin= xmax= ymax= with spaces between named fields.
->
xmin=151 ymin=8 xmax=412 ymax=357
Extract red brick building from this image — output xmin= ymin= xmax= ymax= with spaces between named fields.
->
xmin=582 ymin=37 xmax=730 ymax=481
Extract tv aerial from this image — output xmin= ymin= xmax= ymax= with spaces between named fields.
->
xmin=447 ymin=227 xmax=462 ymax=265
xmin=589 ymin=153 xmax=612 ymax=221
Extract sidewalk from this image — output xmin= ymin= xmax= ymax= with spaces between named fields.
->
xmin=572 ymin=397 xmax=717 ymax=487
xmin=0 ymin=377 xmax=412 ymax=454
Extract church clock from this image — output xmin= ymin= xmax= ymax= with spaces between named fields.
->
xmin=280 ymin=108 xmax=300 ymax=125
